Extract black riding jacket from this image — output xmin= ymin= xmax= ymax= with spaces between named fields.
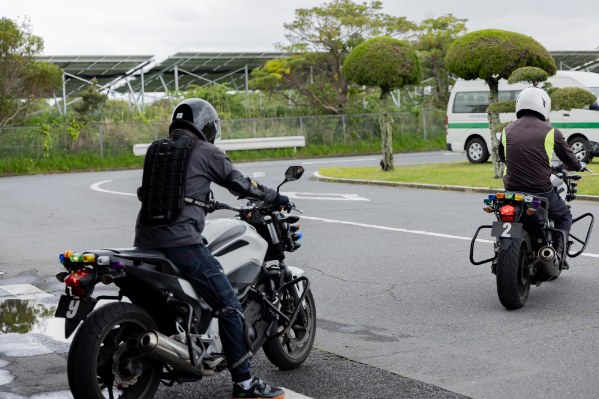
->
xmin=134 ymin=130 xmax=278 ymax=248
xmin=498 ymin=115 xmax=581 ymax=193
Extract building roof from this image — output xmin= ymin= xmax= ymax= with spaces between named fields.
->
xmin=37 ymin=55 xmax=154 ymax=97
xmin=117 ymin=52 xmax=285 ymax=93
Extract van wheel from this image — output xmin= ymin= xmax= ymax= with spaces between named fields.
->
xmin=466 ymin=138 xmax=490 ymax=163
xmin=569 ymin=137 xmax=590 ymax=163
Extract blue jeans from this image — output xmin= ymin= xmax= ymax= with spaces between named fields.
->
xmin=161 ymin=244 xmax=251 ymax=382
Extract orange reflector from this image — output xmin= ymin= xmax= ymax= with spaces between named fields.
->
xmin=496 ymin=193 xmax=505 ymax=199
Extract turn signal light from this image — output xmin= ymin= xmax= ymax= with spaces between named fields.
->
xmin=55 ymin=271 xmax=69 ymax=282
xmin=70 ymin=253 xmax=83 ymax=262
xmin=289 ymin=224 xmax=300 ymax=232
xmin=82 ymin=254 xmax=96 ymax=263
xmin=496 ymin=193 xmax=505 ymax=199
xmin=514 ymin=195 xmax=523 ymax=201
xmin=484 ymin=199 xmax=492 ymax=205
xmin=483 ymin=206 xmax=493 ymax=213
xmin=505 ymin=193 xmax=514 ymax=200
xmin=488 ymin=194 xmax=497 ymax=200
xmin=64 ymin=270 xmax=91 ymax=287
xmin=527 ymin=208 xmax=537 ymax=215
xmin=64 ymin=251 xmax=74 ymax=259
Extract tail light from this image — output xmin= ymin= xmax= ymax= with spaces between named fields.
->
xmin=446 ymin=115 xmax=449 ymax=136
xmin=500 ymin=205 xmax=516 ymax=222
xmin=64 ymin=270 xmax=91 ymax=287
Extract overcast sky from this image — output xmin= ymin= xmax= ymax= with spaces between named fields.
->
xmin=5 ymin=0 xmax=599 ymax=63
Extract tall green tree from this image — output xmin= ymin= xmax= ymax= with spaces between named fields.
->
xmin=251 ymin=0 xmax=413 ymax=114
xmin=0 ymin=18 xmax=62 ymax=127
xmin=446 ymin=29 xmax=556 ymax=178
xmin=343 ymin=36 xmax=421 ymax=171
xmin=413 ymin=14 xmax=467 ymax=108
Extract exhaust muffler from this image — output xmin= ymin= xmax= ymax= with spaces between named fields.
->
xmin=138 ymin=330 xmax=212 ymax=376
xmin=538 ymin=246 xmax=560 ymax=277
xmin=538 ymin=246 xmax=556 ymax=263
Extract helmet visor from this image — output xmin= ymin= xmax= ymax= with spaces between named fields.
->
xmin=214 ymin=119 xmax=222 ymax=142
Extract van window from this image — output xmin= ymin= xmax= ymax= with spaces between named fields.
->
xmin=578 ymin=88 xmax=599 ymax=111
xmin=452 ymin=90 xmax=522 ymax=113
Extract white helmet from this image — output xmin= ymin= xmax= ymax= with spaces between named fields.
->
xmin=515 ymin=87 xmax=551 ymax=121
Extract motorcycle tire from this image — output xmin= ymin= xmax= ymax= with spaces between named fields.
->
xmin=496 ymin=233 xmax=531 ymax=310
xmin=262 ymin=289 xmax=316 ymax=370
xmin=67 ymin=302 xmax=162 ymax=399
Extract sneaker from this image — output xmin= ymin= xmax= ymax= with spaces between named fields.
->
xmin=232 ymin=377 xmax=285 ymax=399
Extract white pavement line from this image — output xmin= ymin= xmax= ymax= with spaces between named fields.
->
xmin=302 ymin=158 xmax=376 ymax=165
xmin=90 ymin=180 xmax=136 ymax=196
xmin=301 ymin=216 xmax=599 ymax=259
xmin=282 ymin=388 xmax=313 ymax=399
xmin=252 ymin=172 xmax=266 ymax=178
xmin=282 ymin=192 xmax=369 ymax=201
xmin=0 ymin=284 xmax=53 ymax=300
xmin=301 ymin=216 xmax=493 ymax=243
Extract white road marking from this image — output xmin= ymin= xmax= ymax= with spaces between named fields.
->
xmin=301 ymin=158 xmax=376 ymax=165
xmin=301 ymin=216 xmax=599 ymax=259
xmin=444 ymin=153 xmax=462 ymax=155
xmin=0 ymin=284 xmax=53 ymax=300
xmin=282 ymin=192 xmax=369 ymax=201
xmin=252 ymin=172 xmax=266 ymax=178
xmin=282 ymin=388 xmax=313 ymax=399
xmin=90 ymin=180 xmax=136 ymax=196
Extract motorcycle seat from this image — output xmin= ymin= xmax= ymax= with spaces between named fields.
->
xmin=106 ymin=247 xmax=187 ymax=278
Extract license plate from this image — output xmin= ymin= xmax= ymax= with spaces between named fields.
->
xmin=491 ymin=221 xmax=523 ymax=239
xmin=55 ymin=295 xmax=95 ymax=321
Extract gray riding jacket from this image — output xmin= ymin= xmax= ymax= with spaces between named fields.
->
xmin=134 ymin=130 xmax=277 ymax=248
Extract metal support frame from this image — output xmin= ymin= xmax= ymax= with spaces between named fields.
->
xmin=177 ymin=67 xmax=225 ymax=87
xmin=62 ymin=73 xmax=67 ymax=115
xmin=126 ymin=78 xmax=142 ymax=112
xmin=174 ymin=65 xmax=179 ymax=91
xmin=159 ymin=75 xmax=169 ymax=92
xmin=52 ymin=94 xmax=63 ymax=116
xmin=99 ymin=125 xmax=103 ymax=158
xmin=245 ymin=64 xmax=249 ymax=110
xmin=141 ymin=70 xmax=145 ymax=113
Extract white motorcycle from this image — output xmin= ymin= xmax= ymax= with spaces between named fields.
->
xmin=54 ymin=166 xmax=315 ymax=399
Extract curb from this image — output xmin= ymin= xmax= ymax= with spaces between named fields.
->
xmin=312 ymin=172 xmax=599 ymax=202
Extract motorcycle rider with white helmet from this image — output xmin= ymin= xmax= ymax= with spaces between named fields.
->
xmin=134 ymin=98 xmax=288 ymax=399
xmin=497 ymin=87 xmax=587 ymax=265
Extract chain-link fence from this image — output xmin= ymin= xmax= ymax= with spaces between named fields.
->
xmin=0 ymin=111 xmax=445 ymax=160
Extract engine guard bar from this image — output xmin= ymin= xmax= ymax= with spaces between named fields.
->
xmin=469 ymin=225 xmax=498 ymax=265
xmin=265 ymin=276 xmax=311 ymax=340
xmin=568 ymin=213 xmax=595 ymax=258
xmin=545 ymin=227 xmax=568 ymax=270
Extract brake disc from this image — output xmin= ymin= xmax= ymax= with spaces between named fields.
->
xmin=112 ymin=342 xmax=141 ymax=388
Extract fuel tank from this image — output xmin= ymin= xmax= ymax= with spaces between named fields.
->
xmin=203 ymin=219 xmax=268 ymax=289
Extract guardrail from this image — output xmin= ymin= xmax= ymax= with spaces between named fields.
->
xmin=133 ymin=136 xmax=307 ymax=156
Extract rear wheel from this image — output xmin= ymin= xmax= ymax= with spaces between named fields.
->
xmin=496 ymin=234 xmax=531 ymax=310
xmin=569 ymin=136 xmax=590 ymax=163
xmin=67 ymin=302 xmax=162 ymax=399
xmin=262 ymin=287 xmax=316 ymax=370
xmin=466 ymin=138 xmax=490 ymax=164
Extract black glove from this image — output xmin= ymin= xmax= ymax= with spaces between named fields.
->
xmin=273 ymin=194 xmax=290 ymax=207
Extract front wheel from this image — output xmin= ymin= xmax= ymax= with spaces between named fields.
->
xmin=495 ymin=234 xmax=531 ymax=310
xmin=262 ymin=288 xmax=316 ymax=370
xmin=67 ymin=302 xmax=162 ymax=399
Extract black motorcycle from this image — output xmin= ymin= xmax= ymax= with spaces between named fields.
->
xmin=470 ymin=142 xmax=597 ymax=309
xmin=54 ymin=166 xmax=316 ymax=399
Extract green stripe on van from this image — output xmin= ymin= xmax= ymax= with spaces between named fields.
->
xmin=551 ymin=122 xmax=599 ymax=129
xmin=448 ymin=123 xmax=490 ymax=129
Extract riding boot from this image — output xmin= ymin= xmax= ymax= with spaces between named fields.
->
xmin=554 ymin=238 xmax=569 ymax=270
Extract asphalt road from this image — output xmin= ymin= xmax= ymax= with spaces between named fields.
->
xmin=2 ymin=149 xmax=599 ymax=399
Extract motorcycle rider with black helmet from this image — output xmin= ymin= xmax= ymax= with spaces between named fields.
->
xmin=134 ymin=98 xmax=288 ymax=399
xmin=497 ymin=87 xmax=588 ymax=265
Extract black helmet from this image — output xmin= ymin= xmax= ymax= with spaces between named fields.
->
xmin=169 ymin=98 xmax=222 ymax=143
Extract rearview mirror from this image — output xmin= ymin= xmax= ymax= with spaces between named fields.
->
xmin=584 ymin=141 xmax=599 ymax=156
xmin=285 ymin=166 xmax=304 ymax=182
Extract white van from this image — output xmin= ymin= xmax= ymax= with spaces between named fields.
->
xmin=446 ymin=71 xmax=599 ymax=163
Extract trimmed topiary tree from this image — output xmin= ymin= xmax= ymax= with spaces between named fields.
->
xmin=551 ymin=87 xmax=597 ymax=111
xmin=343 ymin=36 xmax=421 ymax=171
xmin=507 ymin=66 xmax=548 ymax=87
xmin=446 ymin=29 xmax=556 ymax=178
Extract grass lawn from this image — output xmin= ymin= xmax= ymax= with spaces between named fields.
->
xmin=320 ymin=161 xmax=599 ymax=196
